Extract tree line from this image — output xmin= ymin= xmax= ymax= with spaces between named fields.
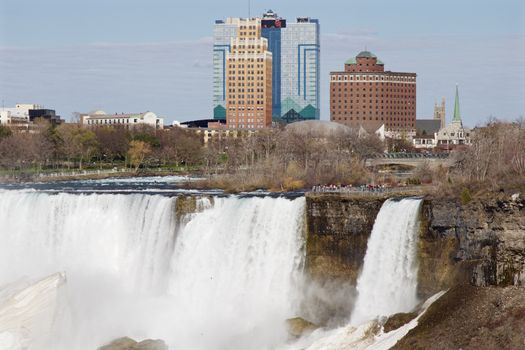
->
xmin=0 ymin=121 xmax=202 ymax=174
xmin=0 ymin=119 xmax=523 ymax=193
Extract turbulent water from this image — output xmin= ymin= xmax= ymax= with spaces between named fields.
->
xmin=0 ymin=190 xmax=305 ymax=350
xmin=350 ymin=198 xmax=422 ymax=325
xmin=0 ymin=185 xmax=428 ymax=350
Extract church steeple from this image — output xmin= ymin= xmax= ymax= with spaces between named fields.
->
xmin=453 ymin=84 xmax=462 ymax=124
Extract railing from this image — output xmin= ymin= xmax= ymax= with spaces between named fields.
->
xmin=310 ymin=185 xmax=424 ymax=196
xmin=374 ymin=153 xmax=449 ymax=159
xmin=37 ymin=168 xmax=128 ymax=178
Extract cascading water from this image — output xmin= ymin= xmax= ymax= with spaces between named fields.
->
xmin=0 ymin=190 xmax=305 ymax=350
xmin=350 ymin=198 xmax=422 ymax=325
xmin=280 ymin=197 xmax=427 ymax=350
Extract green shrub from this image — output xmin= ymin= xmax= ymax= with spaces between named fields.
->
xmin=461 ymin=188 xmax=472 ymax=204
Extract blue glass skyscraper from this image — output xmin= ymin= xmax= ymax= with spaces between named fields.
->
xmin=213 ymin=10 xmax=320 ymax=123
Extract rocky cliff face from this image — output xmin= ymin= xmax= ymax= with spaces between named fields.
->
xmin=305 ymin=193 xmax=386 ymax=284
xmin=418 ymin=195 xmax=525 ymax=297
xmin=304 ymin=192 xmax=525 ymax=296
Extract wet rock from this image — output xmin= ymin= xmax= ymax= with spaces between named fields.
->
xmin=393 ymin=285 xmax=525 ymax=350
xmin=286 ymin=317 xmax=319 ymax=337
xmin=175 ymin=195 xmax=213 ymax=224
xmin=98 ymin=337 xmax=168 ymax=350
xmin=305 ymin=193 xmax=386 ymax=284
xmin=135 ymin=339 xmax=168 ymax=350
xmin=383 ymin=312 xmax=418 ymax=332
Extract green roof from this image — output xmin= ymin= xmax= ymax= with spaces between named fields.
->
xmin=213 ymin=105 xmax=226 ymax=120
xmin=299 ymin=104 xmax=318 ymax=119
xmin=357 ymin=50 xmax=377 ymax=58
xmin=376 ymin=59 xmax=384 ymax=65
xmin=345 ymin=57 xmax=357 ymax=65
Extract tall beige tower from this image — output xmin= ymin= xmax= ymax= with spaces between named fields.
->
xmin=434 ymin=97 xmax=446 ymax=129
xmin=225 ymin=18 xmax=273 ymax=129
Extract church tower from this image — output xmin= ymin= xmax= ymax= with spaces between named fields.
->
xmin=434 ymin=97 xmax=446 ymax=129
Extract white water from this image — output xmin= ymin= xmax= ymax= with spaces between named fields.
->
xmin=281 ymin=198 xmax=426 ymax=350
xmin=0 ymin=191 xmax=305 ymax=349
xmin=350 ymin=198 xmax=422 ymax=325
xmin=284 ymin=291 xmax=445 ymax=350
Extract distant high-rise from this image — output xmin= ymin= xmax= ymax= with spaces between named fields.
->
xmin=213 ymin=10 xmax=320 ymax=124
xmin=223 ymin=18 xmax=273 ymax=129
xmin=261 ymin=10 xmax=320 ymax=122
xmin=213 ymin=19 xmax=237 ymax=121
xmin=330 ymin=51 xmax=416 ymax=136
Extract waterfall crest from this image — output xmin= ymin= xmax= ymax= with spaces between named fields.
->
xmin=350 ymin=198 xmax=422 ymax=325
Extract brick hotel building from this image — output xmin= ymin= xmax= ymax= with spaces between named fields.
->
xmin=330 ymin=51 xmax=416 ymax=136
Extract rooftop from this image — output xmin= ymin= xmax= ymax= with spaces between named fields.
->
xmin=285 ymin=120 xmax=352 ymax=135
xmin=357 ymin=50 xmax=377 ymax=58
xmin=346 ymin=51 xmax=383 ymax=65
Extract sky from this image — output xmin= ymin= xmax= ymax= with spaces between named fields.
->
xmin=0 ymin=0 xmax=524 ymax=127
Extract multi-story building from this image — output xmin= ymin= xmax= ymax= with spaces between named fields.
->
xmin=261 ymin=10 xmax=320 ymax=122
xmin=223 ymin=18 xmax=273 ymax=129
xmin=213 ymin=20 xmax=238 ymax=120
xmin=330 ymin=51 xmax=416 ymax=137
xmin=80 ymin=110 xmax=164 ymax=129
xmin=214 ymin=10 xmax=320 ymax=124
xmin=0 ymin=103 xmax=62 ymax=126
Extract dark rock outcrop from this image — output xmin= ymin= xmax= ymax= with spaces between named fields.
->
xmin=174 ymin=195 xmax=213 ymax=224
xmin=98 ymin=337 xmax=168 ymax=350
xmin=383 ymin=312 xmax=418 ymax=332
xmin=418 ymin=195 xmax=525 ymax=297
xmin=286 ymin=317 xmax=319 ymax=337
xmin=305 ymin=192 xmax=386 ymax=284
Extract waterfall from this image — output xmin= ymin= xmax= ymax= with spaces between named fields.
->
xmin=350 ymin=198 xmax=422 ymax=325
xmin=0 ymin=190 xmax=305 ymax=350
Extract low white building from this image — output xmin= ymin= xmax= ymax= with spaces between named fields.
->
xmin=80 ymin=110 xmax=164 ymax=129
xmin=0 ymin=104 xmax=42 ymax=125
xmin=413 ymin=137 xmax=437 ymax=149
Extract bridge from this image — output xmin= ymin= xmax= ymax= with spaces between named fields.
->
xmin=366 ymin=153 xmax=452 ymax=169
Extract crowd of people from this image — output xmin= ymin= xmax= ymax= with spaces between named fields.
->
xmin=311 ymin=183 xmax=388 ymax=193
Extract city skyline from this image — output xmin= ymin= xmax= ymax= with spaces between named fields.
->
xmin=1 ymin=0 xmax=524 ymax=126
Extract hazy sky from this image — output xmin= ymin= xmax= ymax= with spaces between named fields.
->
xmin=1 ymin=0 xmax=524 ymax=126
